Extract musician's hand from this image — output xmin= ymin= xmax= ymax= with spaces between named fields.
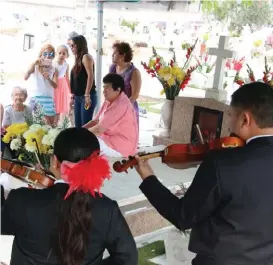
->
xmin=134 ymin=156 xmax=154 ymax=180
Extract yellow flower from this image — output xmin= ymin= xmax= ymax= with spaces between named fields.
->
xmin=172 ymin=67 xmax=185 ymax=82
xmin=24 ymin=128 xmax=47 ymax=153
xmin=2 ymin=132 xmax=12 ymax=143
xmin=2 ymin=123 xmax=29 ymax=143
xmin=148 ymin=59 xmax=156 ymax=68
xmin=167 ymin=77 xmax=176 ymax=86
xmin=160 ymin=89 xmax=165 ymax=95
xmin=158 ymin=66 xmax=172 ymax=81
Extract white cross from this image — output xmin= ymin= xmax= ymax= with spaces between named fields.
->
xmin=208 ymin=36 xmax=236 ymax=90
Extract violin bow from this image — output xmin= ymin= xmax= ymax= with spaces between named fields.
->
xmin=33 ymin=139 xmax=56 ymax=179
xmin=33 ymin=138 xmax=45 ymax=169
xmin=195 ymin=124 xmax=205 ymax=144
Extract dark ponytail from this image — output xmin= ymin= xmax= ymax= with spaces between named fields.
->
xmin=58 ymin=192 xmax=92 ymax=265
xmin=52 ymin=128 xmax=100 ymax=265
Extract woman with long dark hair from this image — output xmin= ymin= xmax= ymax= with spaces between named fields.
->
xmin=1 ymin=128 xmax=137 ymax=265
xmin=70 ymin=35 xmax=97 ymax=128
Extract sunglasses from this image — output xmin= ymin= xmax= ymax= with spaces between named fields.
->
xmin=43 ymin=52 xmax=54 ymax=57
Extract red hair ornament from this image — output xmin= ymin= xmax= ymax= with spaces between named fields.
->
xmin=60 ymin=151 xmax=111 ymax=199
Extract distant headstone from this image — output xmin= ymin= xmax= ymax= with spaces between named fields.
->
xmin=23 ymin=34 xmax=35 ymax=51
xmin=208 ymin=36 xmax=236 ymax=90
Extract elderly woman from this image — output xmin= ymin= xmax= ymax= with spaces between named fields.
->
xmin=83 ymin=73 xmax=138 ymax=157
xmin=109 ymin=42 xmax=142 ymax=127
xmin=2 ymin=86 xmax=32 ymax=128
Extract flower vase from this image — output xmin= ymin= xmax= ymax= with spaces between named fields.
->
xmin=159 ymin=99 xmax=174 ymax=137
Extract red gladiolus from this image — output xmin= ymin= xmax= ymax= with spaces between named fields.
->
xmin=263 ymin=72 xmax=269 ymax=83
xmin=180 ymin=75 xmax=191 ymax=90
xmin=186 ymin=48 xmax=192 ymax=59
xmin=250 ymin=75 xmax=255 ymax=82
xmin=225 ymin=60 xmax=231 ymax=69
xmin=155 ymin=64 xmax=161 ymax=71
xmin=141 ymin=62 xmax=149 ymax=70
xmin=156 ymin=57 xmax=160 ymax=64
xmin=170 ymin=60 xmax=174 ymax=67
xmin=235 ymin=80 xmax=244 ymax=86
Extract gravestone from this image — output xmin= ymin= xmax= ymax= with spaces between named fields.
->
xmin=206 ymin=36 xmax=236 ymax=102
xmin=23 ymin=34 xmax=35 ymax=51
xmin=153 ymin=96 xmax=230 ymax=146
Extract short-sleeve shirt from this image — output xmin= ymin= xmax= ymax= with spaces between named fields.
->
xmin=94 ymin=92 xmax=138 ymax=157
xmin=2 ymin=105 xmax=32 ymax=127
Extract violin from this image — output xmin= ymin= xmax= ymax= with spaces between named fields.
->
xmin=1 ymin=158 xmax=56 ymax=188
xmin=113 ymin=136 xmax=245 ymax=173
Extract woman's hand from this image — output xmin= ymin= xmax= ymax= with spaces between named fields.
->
xmin=84 ymin=94 xmax=91 ymax=110
xmin=70 ymin=96 xmax=74 ymax=110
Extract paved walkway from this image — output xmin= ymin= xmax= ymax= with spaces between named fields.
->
xmin=103 ymin=156 xmax=196 ymax=202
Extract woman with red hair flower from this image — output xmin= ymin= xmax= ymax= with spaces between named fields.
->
xmin=1 ymin=128 xmax=137 ymax=265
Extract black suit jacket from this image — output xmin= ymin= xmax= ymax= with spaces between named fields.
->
xmin=1 ymin=183 xmax=137 ymax=265
xmin=140 ymin=136 xmax=273 ymax=265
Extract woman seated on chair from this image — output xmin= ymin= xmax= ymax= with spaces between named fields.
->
xmin=1 ymin=87 xmax=32 ymax=158
xmin=83 ymin=73 xmax=138 ymax=157
xmin=1 ymin=128 xmax=137 ymax=265
xmin=2 ymin=86 xmax=32 ymax=128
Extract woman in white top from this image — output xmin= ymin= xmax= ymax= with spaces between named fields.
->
xmin=2 ymin=86 xmax=32 ymax=128
xmin=24 ymin=44 xmax=58 ymax=126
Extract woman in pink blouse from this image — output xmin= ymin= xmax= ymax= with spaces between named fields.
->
xmin=83 ymin=73 xmax=138 ymax=157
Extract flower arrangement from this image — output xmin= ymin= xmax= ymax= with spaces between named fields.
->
xmin=225 ymin=57 xmax=245 ymax=72
xmin=234 ymin=57 xmax=273 ymax=86
xmin=2 ymin=101 xmax=71 ymax=168
xmin=195 ymin=53 xmax=215 ymax=74
xmin=141 ymin=39 xmax=199 ymax=100
xmin=2 ymin=123 xmax=62 ymax=168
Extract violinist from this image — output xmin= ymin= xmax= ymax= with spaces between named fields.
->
xmin=1 ymin=128 xmax=137 ymax=265
xmin=134 ymin=82 xmax=273 ymax=265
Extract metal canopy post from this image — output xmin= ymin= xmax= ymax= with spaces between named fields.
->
xmin=96 ymin=0 xmax=104 ymax=110
xmin=95 ymin=0 xmax=140 ymax=110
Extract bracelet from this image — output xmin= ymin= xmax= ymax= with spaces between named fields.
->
xmin=84 ymin=94 xmax=90 ymax=97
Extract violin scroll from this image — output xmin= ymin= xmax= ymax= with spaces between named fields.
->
xmin=113 ymin=157 xmax=137 ymax=173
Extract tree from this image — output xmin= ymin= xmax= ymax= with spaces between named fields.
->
xmin=120 ymin=19 xmax=139 ymax=32
xmin=156 ymin=0 xmax=191 ymax=11
xmin=202 ymin=0 xmax=273 ymax=34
